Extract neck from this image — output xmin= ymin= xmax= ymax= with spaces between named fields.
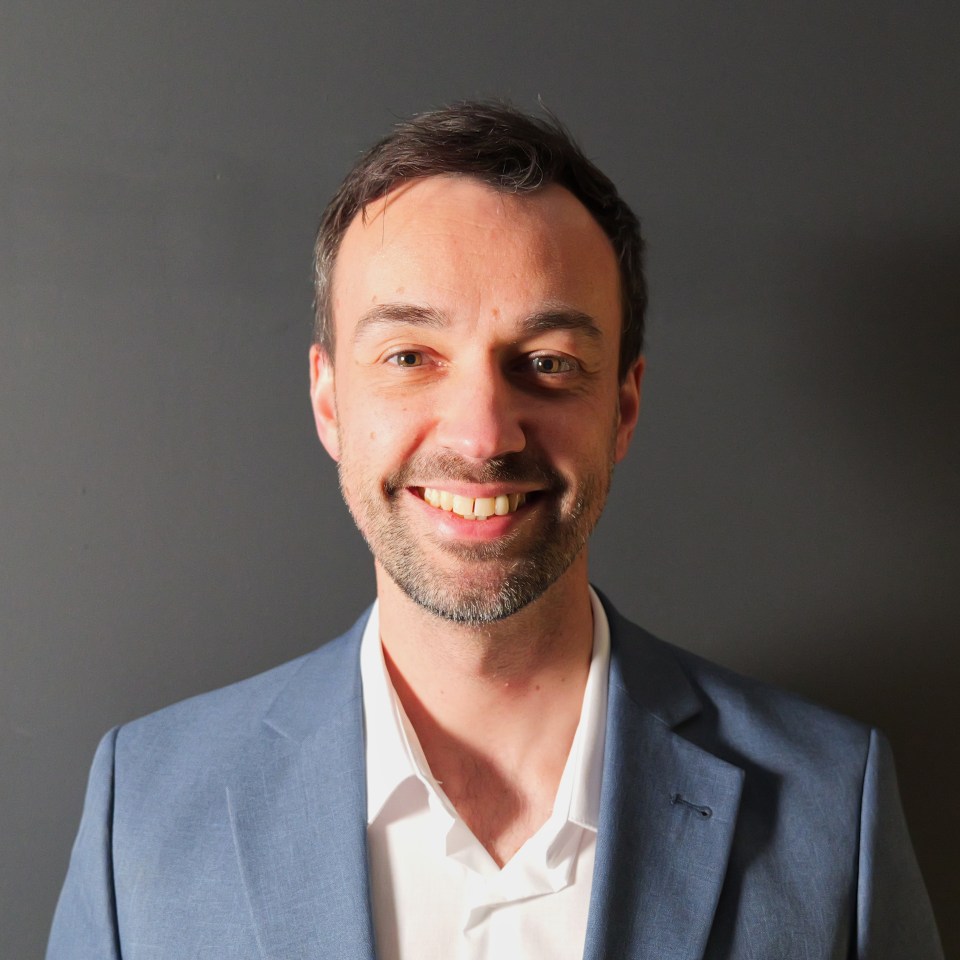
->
xmin=374 ymin=557 xmax=595 ymax=865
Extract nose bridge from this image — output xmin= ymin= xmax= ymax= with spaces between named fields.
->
xmin=435 ymin=353 xmax=526 ymax=460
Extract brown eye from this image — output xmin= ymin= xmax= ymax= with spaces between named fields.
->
xmin=532 ymin=356 xmax=573 ymax=374
xmin=390 ymin=351 xmax=423 ymax=367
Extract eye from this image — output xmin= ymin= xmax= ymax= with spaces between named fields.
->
xmin=387 ymin=351 xmax=424 ymax=367
xmin=531 ymin=355 xmax=575 ymax=375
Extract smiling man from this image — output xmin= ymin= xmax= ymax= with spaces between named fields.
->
xmin=49 ymin=103 xmax=942 ymax=959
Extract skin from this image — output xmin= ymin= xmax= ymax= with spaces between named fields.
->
xmin=310 ymin=175 xmax=643 ymax=865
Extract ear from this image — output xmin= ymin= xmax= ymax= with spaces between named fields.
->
xmin=614 ymin=355 xmax=644 ymax=463
xmin=309 ymin=344 xmax=340 ymax=461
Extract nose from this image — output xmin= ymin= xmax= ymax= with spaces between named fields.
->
xmin=434 ymin=362 xmax=527 ymax=460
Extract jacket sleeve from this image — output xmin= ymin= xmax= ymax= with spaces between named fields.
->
xmin=856 ymin=728 xmax=943 ymax=959
xmin=46 ymin=727 xmax=123 ymax=960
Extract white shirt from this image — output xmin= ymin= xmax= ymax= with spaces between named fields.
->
xmin=360 ymin=589 xmax=610 ymax=960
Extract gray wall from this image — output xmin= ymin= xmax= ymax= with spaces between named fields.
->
xmin=3 ymin=1 xmax=957 ymax=955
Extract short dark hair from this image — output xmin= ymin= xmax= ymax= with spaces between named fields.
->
xmin=312 ymin=100 xmax=646 ymax=379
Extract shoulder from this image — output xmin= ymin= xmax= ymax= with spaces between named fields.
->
xmin=603 ymin=597 xmax=872 ymax=771
xmin=681 ymin=633 xmax=865 ymax=744
xmin=116 ymin=649 xmax=304 ymax=754
xmin=109 ymin=612 xmax=368 ymax=785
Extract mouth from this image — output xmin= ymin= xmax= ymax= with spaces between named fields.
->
xmin=416 ymin=486 xmax=530 ymax=521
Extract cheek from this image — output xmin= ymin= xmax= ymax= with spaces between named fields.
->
xmin=535 ymin=395 xmax=619 ymax=461
xmin=338 ymin=392 xmax=424 ymax=471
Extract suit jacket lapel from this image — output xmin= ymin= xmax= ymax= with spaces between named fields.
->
xmin=227 ymin=615 xmax=377 ymax=960
xmin=584 ymin=600 xmax=744 ymax=960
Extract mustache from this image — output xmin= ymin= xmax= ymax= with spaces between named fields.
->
xmin=384 ymin=451 xmax=562 ymax=494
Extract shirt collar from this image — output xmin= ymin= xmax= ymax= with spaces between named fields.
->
xmin=360 ymin=588 xmax=610 ymax=833
xmin=360 ymin=601 xmax=431 ymax=824
xmin=563 ymin=585 xmax=609 ymax=832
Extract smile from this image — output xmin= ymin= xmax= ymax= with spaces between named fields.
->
xmin=419 ymin=487 xmax=528 ymax=521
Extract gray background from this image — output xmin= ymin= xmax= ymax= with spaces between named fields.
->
xmin=3 ymin=1 xmax=957 ymax=956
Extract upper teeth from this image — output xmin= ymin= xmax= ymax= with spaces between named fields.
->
xmin=422 ymin=488 xmax=526 ymax=520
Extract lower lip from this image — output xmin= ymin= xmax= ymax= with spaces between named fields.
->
xmin=406 ymin=489 xmax=532 ymax=541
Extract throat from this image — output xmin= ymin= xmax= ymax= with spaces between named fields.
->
xmin=432 ymin=751 xmax=560 ymax=868
xmin=390 ymin=667 xmax=584 ymax=867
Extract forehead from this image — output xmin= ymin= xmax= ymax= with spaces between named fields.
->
xmin=330 ymin=175 xmax=621 ymax=339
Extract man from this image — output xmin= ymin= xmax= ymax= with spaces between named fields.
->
xmin=49 ymin=102 xmax=942 ymax=959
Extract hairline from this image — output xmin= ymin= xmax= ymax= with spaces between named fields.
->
xmin=311 ymin=102 xmax=646 ymax=381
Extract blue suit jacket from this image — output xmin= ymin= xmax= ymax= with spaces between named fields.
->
xmin=48 ymin=598 xmax=943 ymax=959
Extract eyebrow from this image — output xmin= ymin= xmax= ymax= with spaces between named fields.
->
xmin=353 ymin=303 xmax=448 ymax=343
xmin=351 ymin=302 xmax=605 ymax=344
xmin=519 ymin=309 xmax=604 ymax=342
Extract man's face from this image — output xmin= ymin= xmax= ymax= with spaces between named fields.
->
xmin=310 ymin=176 xmax=642 ymax=623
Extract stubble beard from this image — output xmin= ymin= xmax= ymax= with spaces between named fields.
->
xmin=336 ymin=445 xmax=615 ymax=626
